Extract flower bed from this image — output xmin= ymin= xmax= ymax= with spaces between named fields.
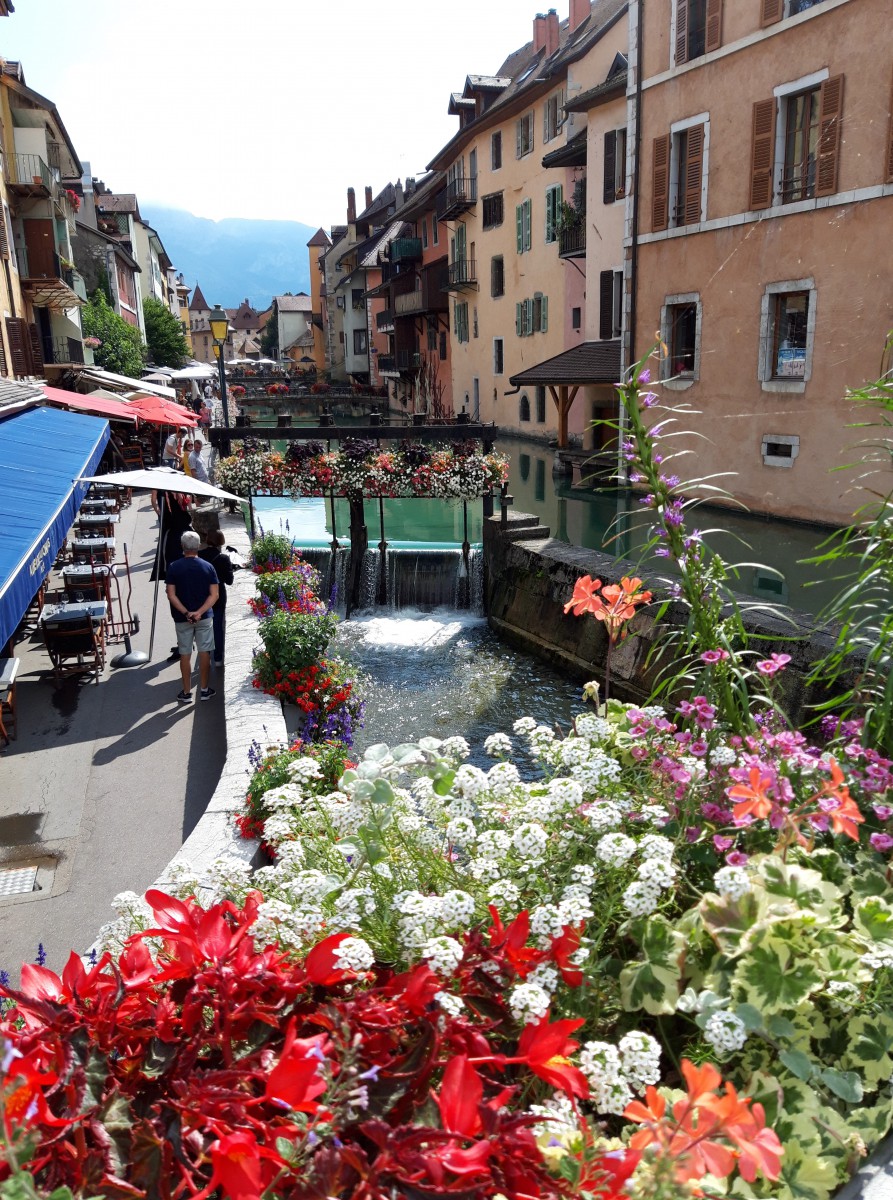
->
xmin=217 ymin=440 xmax=509 ymax=499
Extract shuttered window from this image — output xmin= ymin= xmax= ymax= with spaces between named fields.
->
xmin=454 ymin=301 xmax=469 ymax=344
xmin=491 ymin=131 xmax=502 ymax=171
xmin=0 ymin=211 xmax=9 ymax=260
xmin=482 ymin=192 xmax=504 ymax=228
xmin=760 ymin=0 xmax=783 ymax=26
xmin=599 ymin=270 xmax=614 ymax=339
xmin=651 ymin=134 xmax=670 ymax=231
xmin=515 ymin=199 xmax=532 ymax=253
xmin=493 ymin=338 xmax=504 ymax=375
xmin=516 ymin=113 xmax=534 ymax=158
xmin=545 ymin=184 xmax=563 ymax=243
xmin=705 ymin=0 xmax=723 ymax=51
xmin=491 ymin=255 xmax=505 ymax=298
xmin=5 ymin=317 xmax=30 ymax=377
xmin=516 ymin=296 xmax=548 ymax=336
xmin=672 ymin=124 xmax=705 ymax=226
xmin=28 ymin=324 xmax=44 ymax=373
xmin=603 ymin=128 xmax=627 ymax=203
xmin=750 ymin=98 xmax=776 ymax=210
xmin=675 ymin=0 xmax=721 ymax=64
xmin=816 ymin=75 xmax=844 ymax=197
xmin=543 ymin=90 xmax=566 ymax=143
xmin=0 ymin=331 xmax=7 ymax=377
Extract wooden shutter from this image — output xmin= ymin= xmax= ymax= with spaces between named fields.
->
xmin=651 ymin=134 xmax=670 ymax=231
xmin=816 ymin=74 xmax=844 ymax=197
xmin=523 ymin=199 xmax=532 ymax=251
xmin=675 ymin=0 xmax=688 ymax=65
xmin=749 ymin=99 xmax=776 ymax=209
xmin=684 ymin=123 xmax=705 ymax=225
xmin=516 ymin=119 xmax=523 ymax=159
xmin=541 ymin=295 xmax=548 ymax=333
xmin=28 ymin=324 xmax=44 ymax=373
xmin=5 ymin=317 xmax=29 ymax=377
xmin=516 ymin=204 xmax=523 ymax=253
xmin=0 ymin=330 xmax=7 ymax=377
xmin=760 ymin=0 xmax=783 ymax=26
xmin=604 ymin=131 xmax=617 ymax=204
xmin=0 ymin=211 xmax=9 ymax=260
xmin=705 ymin=0 xmax=723 ymax=52
xmin=887 ymin=69 xmax=893 ymax=182
xmin=516 ymin=302 xmax=523 ymax=336
xmin=599 ymin=270 xmax=615 ymax=339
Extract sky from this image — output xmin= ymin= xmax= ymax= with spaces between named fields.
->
xmin=1 ymin=0 xmax=539 ymax=227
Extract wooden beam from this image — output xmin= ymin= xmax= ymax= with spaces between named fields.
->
xmin=208 ymin=423 xmax=499 ymax=444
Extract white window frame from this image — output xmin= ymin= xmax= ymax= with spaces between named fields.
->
xmin=772 ymin=68 xmax=829 ymax=206
xmin=761 ymin=432 xmax=800 ymax=468
xmin=668 ymin=112 xmax=710 ymax=228
xmin=493 ymin=336 xmax=504 ymax=375
xmin=758 ymin=277 xmax=817 ymax=394
xmin=517 ymin=112 xmax=535 ymax=158
xmin=660 ymin=291 xmax=702 ymax=389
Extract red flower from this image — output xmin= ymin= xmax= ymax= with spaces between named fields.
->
xmin=264 ymin=1024 xmax=329 ymax=1112
xmin=199 ymin=1132 xmax=284 ymax=1200
xmin=514 ymin=1014 xmax=588 ymax=1098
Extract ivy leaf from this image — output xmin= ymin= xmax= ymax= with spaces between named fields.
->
xmin=779 ymin=1048 xmax=815 ymax=1081
xmin=819 ymin=1067 xmax=863 ymax=1104
xmin=731 ymin=933 xmax=823 ymax=1015
xmin=619 ymin=915 xmax=684 ymax=1015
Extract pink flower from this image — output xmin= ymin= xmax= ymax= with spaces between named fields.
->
xmin=713 ymin=835 xmax=734 ymax=852
xmin=690 ymin=740 xmax=708 ymax=757
xmin=873 ymin=804 xmax=893 ymax=820
xmin=870 ymin=833 xmax=893 ymax=853
xmin=726 ymin=850 xmax=749 ymax=866
xmin=756 ymin=653 xmax=792 ymax=677
xmin=700 ymin=650 xmax=729 ymax=664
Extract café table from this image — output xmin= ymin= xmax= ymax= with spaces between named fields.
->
xmin=80 ymin=499 xmax=118 ymax=514
xmin=76 ymin=513 xmax=120 ymax=528
xmin=71 ymin=537 xmax=115 ymax=563
xmin=39 ymin=600 xmax=108 ymax=625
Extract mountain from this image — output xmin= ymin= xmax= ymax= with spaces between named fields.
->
xmin=140 ymin=206 xmax=317 ymax=310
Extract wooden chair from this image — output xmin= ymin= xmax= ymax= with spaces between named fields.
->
xmin=41 ymin=619 xmax=106 ymax=686
xmin=121 ymin=445 xmax=144 ymax=469
xmin=62 ymin=576 xmax=108 ymax=603
xmin=0 ymin=658 xmax=18 ymax=744
xmin=76 ymin=518 xmax=114 ymax=538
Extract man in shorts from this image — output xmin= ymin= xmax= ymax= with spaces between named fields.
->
xmin=165 ymin=530 xmax=219 ymax=703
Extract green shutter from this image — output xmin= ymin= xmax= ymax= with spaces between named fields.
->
xmin=523 ymin=199 xmax=532 ymax=251
xmin=516 ymin=302 xmax=522 ymax=336
xmin=541 ymin=295 xmax=549 ymax=332
xmin=516 ymin=204 xmax=523 ymax=253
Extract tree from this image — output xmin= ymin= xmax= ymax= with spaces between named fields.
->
xmin=260 ymin=317 xmax=278 ymax=359
xmin=143 ymin=296 xmax=190 ymax=368
xmin=81 ymin=291 xmax=146 ymax=377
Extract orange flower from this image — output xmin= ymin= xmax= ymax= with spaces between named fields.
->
xmin=564 ymin=574 xmax=603 ymax=617
xmin=727 ymin=767 xmax=775 ymax=821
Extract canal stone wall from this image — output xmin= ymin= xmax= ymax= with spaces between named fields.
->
xmin=483 ymin=510 xmax=861 ymax=725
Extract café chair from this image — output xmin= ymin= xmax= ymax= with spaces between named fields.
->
xmin=0 ymin=658 xmax=18 ymax=744
xmin=61 ymin=577 xmax=107 ymax=603
xmin=41 ymin=618 xmax=106 ymax=687
xmin=121 ymin=445 xmax=144 ymax=469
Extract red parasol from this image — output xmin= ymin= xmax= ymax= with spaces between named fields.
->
xmin=126 ymin=395 xmax=197 ymax=427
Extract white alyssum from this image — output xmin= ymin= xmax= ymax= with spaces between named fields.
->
xmin=704 ymin=1011 xmax=748 ymax=1055
xmin=638 ymin=835 xmax=675 ymax=862
xmin=487 ymin=878 xmax=522 ymax=907
xmin=861 ymin=947 xmax=893 ymax=970
xmin=512 ymin=822 xmax=549 ymax=859
xmin=713 ymin=866 xmax=751 ymax=901
xmin=445 ymin=816 xmax=477 ymax=847
xmin=711 ymin=744 xmax=738 ymax=767
xmin=596 ymin=833 xmax=637 ymax=866
xmin=288 ymin=757 xmax=324 ymax=782
xmin=509 ymin=981 xmax=551 ymax=1024
xmin=333 ymin=936 xmax=375 ymax=973
xmin=435 ymin=991 xmax=465 ymax=1017
xmin=622 ymin=880 xmax=661 ymax=917
xmin=484 ymin=732 xmax=513 ymax=757
xmin=513 ymin=717 xmax=537 ymax=735
xmin=579 ymin=1042 xmax=633 ymax=1115
xmin=618 ymin=1031 xmax=662 ymax=1091
xmin=637 ymin=858 xmax=677 ymax=890
xmin=421 ymin=936 xmax=465 ymax=975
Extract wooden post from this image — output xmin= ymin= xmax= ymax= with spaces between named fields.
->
xmin=377 ymin=495 xmax=388 ymax=607
xmin=346 ymin=495 xmax=367 ymax=618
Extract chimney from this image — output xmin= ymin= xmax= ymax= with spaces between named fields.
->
xmin=569 ymin=0 xmax=590 ymax=33
xmin=347 ymin=187 xmax=356 ymax=223
xmin=533 ymin=12 xmax=547 ymax=53
xmin=395 ymin=179 xmax=404 ymax=209
xmin=545 ymin=8 xmax=559 ymax=56
xmin=365 ymin=185 xmax=373 ymax=209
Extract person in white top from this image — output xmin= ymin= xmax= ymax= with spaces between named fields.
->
xmin=162 ymin=429 xmax=182 ymax=468
xmin=188 ymin=438 xmax=210 ymax=484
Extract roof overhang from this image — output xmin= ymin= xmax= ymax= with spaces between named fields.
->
xmin=565 ymin=70 xmax=627 ymax=113
xmin=509 ymin=340 xmax=622 ymax=387
xmin=542 ymin=128 xmax=588 ymax=169
xmin=21 ymin=277 xmax=83 ymax=310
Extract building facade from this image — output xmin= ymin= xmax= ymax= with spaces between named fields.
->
xmin=306 ymin=228 xmax=331 ymax=375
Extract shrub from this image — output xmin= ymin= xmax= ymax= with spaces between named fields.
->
xmin=253 ymin=609 xmax=339 ymax=682
xmin=250 ymin=530 xmax=299 ymax=574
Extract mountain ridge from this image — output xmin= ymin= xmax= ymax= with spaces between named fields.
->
xmin=140 ymin=205 xmax=318 ymax=310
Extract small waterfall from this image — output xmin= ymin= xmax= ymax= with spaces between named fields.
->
xmin=296 ymin=546 xmax=350 ymax=609
xmin=355 ymin=547 xmax=483 ymax=613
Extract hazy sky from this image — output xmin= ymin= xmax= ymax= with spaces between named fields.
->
xmin=1 ymin=0 xmax=538 ymax=227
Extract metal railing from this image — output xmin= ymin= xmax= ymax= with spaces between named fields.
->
xmin=435 ymin=176 xmax=478 ymax=221
xmin=42 ymin=335 xmax=84 ymax=366
xmin=376 ymin=308 xmax=395 ymax=330
xmin=396 ymin=349 xmax=420 ymax=371
xmin=558 ymin=222 xmax=586 ymax=257
xmin=377 ymin=355 xmax=398 ymax=373
xmin=391 ymin=237 xmax=423 ymax=264
xmin=7 ymin=153 xmax=57 ymax=198
xmin=447 ymin=258 xmax=477 ymax=288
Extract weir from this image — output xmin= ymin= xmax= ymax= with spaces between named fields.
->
xmin=295 ymin=544 xmax=483 ymax=614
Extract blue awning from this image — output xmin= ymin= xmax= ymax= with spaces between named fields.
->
xmin=0 ymin=406 xmax=110 ymax=650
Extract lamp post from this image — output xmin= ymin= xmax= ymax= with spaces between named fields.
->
xmin=208 ymin=303 xmax=231 ymax=457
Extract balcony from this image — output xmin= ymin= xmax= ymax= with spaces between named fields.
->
xmin=376 ymin=308 xmax=395 ymax=332
xmin=558 ymin=221 xmax=586 ymax=259
xmin=6 ymin=153 xmax=58 ymax=201
xmin=435 ymin=177 xmax=478 ymax=223
xmin=391 ymin=237 xmax=423 ymax=265
xmin=395 ymin=290 xmax=425 ymax=316
xmin=396 ymin=349 xmax=420 ymax=372
xmin=41 ymin=334 xmax=85 ymax=367
xmin=445 ymin=258 xmax=477 ymax=291
xmin=378 ymin=354 xmax=399 ymax=376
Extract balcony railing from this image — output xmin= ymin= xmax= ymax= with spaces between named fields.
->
xmin=445 ymin=258 xmax=477 ymax=290
xmin=42 ymin=334 xmax=84 ymax=366
xmin=558 ymin=221 xmax=586 ymax=258
xmin=378 ymin=355 xmax=398 ymax=374
xmin=7 ymin=153 xmax=58 ymax=199
xmin=391 ymin=237 xmax=423 ymax=265
xmin=396 ymin=349 xmax=420 ymax=372
xmin=435 ymin=177 xmax=478 ymax=223
xmin=395 ymin=290 xmax=425 ymax=316
xmin=376 ymin=308 xmax=395 ymax=331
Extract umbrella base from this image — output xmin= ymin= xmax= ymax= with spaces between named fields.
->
xmin=111 ymin=635 xmax=149 ymax=669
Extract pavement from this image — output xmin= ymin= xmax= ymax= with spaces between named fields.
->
xmin=0 ymin=484 xmax=227 ymax=982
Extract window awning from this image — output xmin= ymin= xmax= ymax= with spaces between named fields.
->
xmin=43 ymin=385 xmax=138 ymax=424
xmin=509 ymin=340 xmax=622 ymax=387
xmin=77 ymin=367 xmax=177 ymax=400
xmin=0 ymin=406 xmax=110 ymax=651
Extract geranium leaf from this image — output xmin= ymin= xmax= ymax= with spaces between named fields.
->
xmin=844 ymin=1014 xmax=893 ymax=1088
xmin=731 ymin=934 xmax=823 ymax=1015
xmin=699 ymin=891 xmax=760 ymax=957
xmin=766 ymin=1014 xmax=797 ymax=1039
xmin=854 ymin=897 xmax=893 ymax=943
xmin=619 ymin=916 xmax=684 ymax=1015
xmin=819 ymin=1068 xmax=863 ymax=1104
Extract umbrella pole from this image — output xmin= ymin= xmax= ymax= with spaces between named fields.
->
xmin=147 ymin=518 xmax=165 ymax=661
xmin=110 ymin=533 xmax=153 ymax=668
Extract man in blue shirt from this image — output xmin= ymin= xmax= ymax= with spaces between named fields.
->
xmin=165 ymin=530 xmax=219 ymax=703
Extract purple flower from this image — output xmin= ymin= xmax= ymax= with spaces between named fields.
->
xmin=713 ymin=835 xmax=734 ymax=852
xmin=690 ymin=739 xmax=708 ymax=757
xmin=685 ymin=825 xmax=701 ymax=842
xmin=873 ymin=804 xmax=893 ymax=820
xmin=36 ymin=943 xmax=46 ymax=967
xmin=870 ymin=833 xmax=893 ymax=853
xmin=700 ymin=650 xmax=729 ymax=664
xmin=726 ymin=850 xmax=749 ymax=866
xmin=639 ymin=368 xmax=652 ymax=384
xmin=641 ymin=391 xmax=659 ymax=408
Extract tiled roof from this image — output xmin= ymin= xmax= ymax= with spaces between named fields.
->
xmin=189 ymin=283 xmax=210 ymax=311
xmin=0 ymin=377 xmax=44 ymax=416
xmin=565 ymin=63 xmax=628 ymax=112
xmin=274 ymin=294 xmax=312 ymax=312
xmin=358 ymin=182 xmax=396 ymax=223
xmin=509 ymin=340 xmax=621 ymax=387
xmin=360 ymin=220 xmax=407 ymax=268
xmin=542 ymin=127 xmax=588 ymax=168
xmin=96 ymin=193 xmax=141 ymax=218
xmin=307 ymin=227 xmax=331 ymax=247
xmin=465 ymin=74 xmax=511 ymax=91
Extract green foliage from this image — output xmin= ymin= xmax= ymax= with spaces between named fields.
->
xmin=255 ymin=569 xmax=321 ymax=606
xmin=81 ymin=290 xmax=146 ymax=377
xmin=253 ymin=608 xmax=339 ymax=681
xmin=244 ymin=738 xmax=353 ymax=826
xmin=142 ymin=296 xmax=189 ymax=369
xmin=260 ymin=318 xmax=278 ymax=359
xmin=251 ymin=530 xmax=299 ymax=572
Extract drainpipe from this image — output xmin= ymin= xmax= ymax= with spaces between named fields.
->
xmin=619 ymin=0 xmax=645 ymax=486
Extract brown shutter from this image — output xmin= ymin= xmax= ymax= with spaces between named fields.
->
xmin=0 ymin=213 xmax=9 ymax=260
xmin=760 ymin=0 xmax=783 ymax=26
xmin=749 ymin=99 xmax=776 ymax=209
xmin=599 ymin=270 xmax=615 ymax=339
xmin=5 ymin=317 xmax=29 ymax=377
xmin=603 ymin=130 xmax=617 ymax=204
xmin=652 ymin=134 xmax=671 ymax=232
xmin=0 ymin=332 xmax=7 ymax=378
xmin=28 ymin=323 xmax=44 ymax=374
xmin=705 ymin=0 xmax=723 ymax=52
xmin=887 ymin=69 xmax=893 ymax=183
xmin=816 ymin=74 xmax=844 ymax=197
xmin=684 ymin=124 xmax=705 ymax=225
xmin=675 ymin=0 xmax=688 ymax=65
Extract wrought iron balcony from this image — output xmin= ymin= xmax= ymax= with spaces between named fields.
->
xmin=376 ymin=308 xmax=395 ymax=331
xmin=42 ymin=334 xmax=85 ymax=366
xmin=391 ymin=237 xmax=423 ymax=265
xmin=6 ymin=153 xmax=58 ymax=200
xmin=396 ymin=349 xmax=420 ymax=372
xmin=558 ymin=221 xmax=586 ymax=258
xmin=378 ymin=354 xmax=399 ymax=375
xmin=435 ymin=177 xmax=478 ymax=223
xmin=445 ymin=258 xmax=477 ymax=291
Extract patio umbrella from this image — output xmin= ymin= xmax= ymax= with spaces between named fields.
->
xmin=126 ymin=395 xmax=197 ymax=427
xmin=168 ymin=364 xmax=216 ymax=381
xmin=77 ymin=468 xmax=243 ymax=666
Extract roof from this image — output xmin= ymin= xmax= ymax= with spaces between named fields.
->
xmin=77 ymin=367 xmax=177 ymax=400
xmin=307 ymin=227 xmax=331 ymax=248
xmin=0 ymin=377 xmax=45 ymax=416
xmin=274 ymin=294 xmax=312 ymax=312
xmin=360 ymin=220 xmax=407 ymax=268
xmin=96 ymin=193 xmax=141 ymax=219
xmin=284 ymin=330 xmax=315 ymax=351
xmin=229 ymin=299 xmax=261 ymax=329
xmin=509 ymin=340 xmax=622 ymax=387
xmin=395 ymin=171 xmax=445 ymax=222
xmin=189 ymin=283 xmax=210 ymax=312
xmin=0 ymin=405 xmax=109 ymax=651
xmin=542 ymin=127 xmax=588 ymax=168
xmin=0 ymin=65 xmax=82 ymax=176
xmin=565 ymin=62 xmax=628 ymax=112
xmin=465 ymin=74 xmax=512 ymax=91
xmin=357 ymin=182 xmax=396 ymax=223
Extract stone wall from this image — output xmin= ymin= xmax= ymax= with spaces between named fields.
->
xmin=484 ymin=510 xmax=860 ymax=725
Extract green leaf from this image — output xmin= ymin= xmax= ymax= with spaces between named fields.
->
xmin=433 ymin=769 xmax=456 ymax=796
xmin=766 ymin=1014 xmax=797 ymax=1039
xmin=141 ymin=1038 xmax=178 ymax=1079
xmin=773 ymin=1135 xmax=840 ymax=1200
xmin=758 ymin=858 xmax=843 ymax=923
xmin=371 ymin=779 xmax=395 ymax=806
xmin=844 ymin=1014 xmax=893 ymax=1088
xmin=819 ymin=1067 xmax=863 ymax=1104
xmin=698 ymin=891 xmax=760 ymax=958
xmin=735 ymin=1002 xmax=765 ymax=1031
xmin=731 ymin=933 xmax=823 ymax=1015
xmin=619 ymin=915 xmax=685 ymax=1015
xmin=364 ymin=743 xmax=392 ymax=762
xmin=854 ymin=897 xmax=893 ymax=943
xmin=779 ymin=1048 xmax=815 ymax=1081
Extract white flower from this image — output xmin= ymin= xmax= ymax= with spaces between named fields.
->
xmin=441 ymin=890 xmax=475 ymax=925
xmin=637 ymin=858 xmax=677 ymax=890
xmin=571 ymin=864 xmax=596 ymax=889
xmin=579 ymin=1041 xmax=633 ymax=1115
xmin=487 ymin=878 xmax=521 ymax=907
xmin=530 ymin=1092 xmax=578 ymax=1140
xmin=488 ymin=761 xmax=522 ymax=797
xmin=435 ymin=991 xmax=465 ymax=1017
xmin=441 ymin=736 xmax=471 ymax=763
xmin=446 ymin=817 xmax=477 ymax=848
xmin=596 ymin=833 xmax=637 ymax=866
xmin=477 ymin=829 xmax=512 ymax=859
xmin=509 ymin=981 xmax=551 ymax=1024
xmin=512 ymin=822 xmax=548 ymax=859
xmin=558 ymin=893 xmax=594 ymax=924
xmin=484 ymin=732 xmax=513 ymax=757
xmin=528 ymin=963 xmax=560 ymax=993
xmin=513 ymin=717 xmax=537 ymax=734
xmin=546 ymin=778 xmax=583 ymax=811
xmin=638 ymin=835 xmax=675 ymax=862
xmin=559 ymin=738 xmax=591 ymax=767
xmin=618 ymin=1031 xmax=661 ymax=1091
xmin=861 ymin=947 xmax=893 ymax=970
xmin=713 ymin=866 xmax=751 ymax=901
xmin=288 ymin=757 xmax=323 ymax=782
xmin=422 ymin=935 xmax=465 ymax=975
xmin=575 ymin=712 xmax=612 ymax=740
xmin=622 ymin=880 xmax=661 ymax=917
xmin=704 ymin=1011 xmax=748 ymax=1055
xmin=642 ymin=805 xmax=671 ymax=826
xmin=530 ymin=903 xmax=565 ymax=939
xmin=333 ymin=936 xmax=375 ymax=973
xmin=453 ymin=764 xmax=488 ymax=800
xmin=711 ymin=744 xmax=738 ymax=766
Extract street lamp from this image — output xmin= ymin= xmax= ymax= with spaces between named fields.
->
xmin=208 ymin=303 xmax=231 ymax=457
